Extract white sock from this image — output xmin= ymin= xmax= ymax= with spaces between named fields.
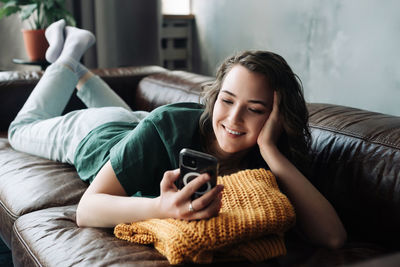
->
xmin=45 ymin=19 xmax=66 ymax=63
xmin=57 ymin=26 xmax=96 ymax=71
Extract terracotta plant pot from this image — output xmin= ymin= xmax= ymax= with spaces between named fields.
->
xmin=21 ymin=29 xmax=49 ymax=61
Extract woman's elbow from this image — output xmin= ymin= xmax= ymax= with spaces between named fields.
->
xmin=325 ymin=228 xmax=347 ymax=249
xmin=75 ymin=200 xmax=89 ymax=228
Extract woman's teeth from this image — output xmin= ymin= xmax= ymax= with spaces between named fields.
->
xmin=226 ymin=127 xmax=243 ymax=135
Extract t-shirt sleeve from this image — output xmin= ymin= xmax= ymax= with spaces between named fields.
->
xmin=109 ymin=119 xmax=171 ymax=196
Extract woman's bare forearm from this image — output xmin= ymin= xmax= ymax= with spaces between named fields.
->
xmin=260 ymin=144 xmax=347 ymax=248
xmin=75 ymin=161 xmax=223 ymax=228
xmin=76 ymin=160 xmax=163 ymax=227
xmin=76 ymin=193 xmax=162 ymax=227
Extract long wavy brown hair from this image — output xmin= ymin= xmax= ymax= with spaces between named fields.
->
xmin=199 ymin=50 xmax=311 ymax=175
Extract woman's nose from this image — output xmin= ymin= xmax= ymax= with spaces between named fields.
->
xmin=228 ymin=105 xmax=244 ymax=123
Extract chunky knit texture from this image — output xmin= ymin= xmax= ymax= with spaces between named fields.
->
xmin=114 ymin=168 xmax=296 ymax=264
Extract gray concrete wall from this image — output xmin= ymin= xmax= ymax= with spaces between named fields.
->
xmin=192 ymin=0 xmax=400 ymax=116
xmin=0 ymin=15 xmax=40 ymax=71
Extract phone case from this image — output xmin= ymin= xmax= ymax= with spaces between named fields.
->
xmin=177 ymin=148 xmax=218 ymax=199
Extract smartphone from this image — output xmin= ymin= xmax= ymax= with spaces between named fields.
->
xmin=177 ymin=148 xmax=219 ymax=200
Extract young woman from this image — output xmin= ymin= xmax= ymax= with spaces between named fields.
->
xmin=8 ymin=20 xmax=346 ymax=249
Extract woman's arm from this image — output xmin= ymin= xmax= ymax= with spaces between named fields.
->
xmin=76 ymin=160 xmax=224 ymax=228
xmin=257 ymin=92 xmax=347 ymax=249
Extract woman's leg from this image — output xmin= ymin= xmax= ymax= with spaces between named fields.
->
xmin=75 ymin=68 xmax=132 ymax=110
xmin=65 ymin=106 xmax=149 ymax=164
xmin=8 ymin=64 xmax=81 ymax=163
xmin=8 ymin=22 xmax=97 ymax=163
xmin=8 ymin=65 xmax=147 ymax=164
xmin=48 ymin=22 xmax=131 ymax=110
xmin=9 ymin=22 xmax=148 ymax=164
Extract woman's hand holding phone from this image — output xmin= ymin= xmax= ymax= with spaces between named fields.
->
xmin=157 ymin=168 xmax=224 ymax=221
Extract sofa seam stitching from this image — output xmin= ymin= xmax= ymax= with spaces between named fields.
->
xmin=12 ymin=222 xmax=42 ymax=267
xmin=0 ymin=200 xmax=18 ymax=221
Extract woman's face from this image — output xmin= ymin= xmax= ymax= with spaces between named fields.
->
xmin=212 ymin=64 xmax=274 ymax=157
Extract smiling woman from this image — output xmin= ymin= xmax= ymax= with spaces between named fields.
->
xmin=7 ymin=27 xmax=346 ymax=253
xmin=211 ymin=65 xmax=273 ymax=157
xmin=199 ymin=51 xmax=310 ymax=176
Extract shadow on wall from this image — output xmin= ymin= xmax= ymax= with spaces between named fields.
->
xmin=89 ymin=0 xmax=161 ymax=68
xmin=191 ymin=18 xmax=203 ymax=75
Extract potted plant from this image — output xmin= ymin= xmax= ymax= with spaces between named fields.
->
xmin=0 ymin=0 xmax=75 ymax=61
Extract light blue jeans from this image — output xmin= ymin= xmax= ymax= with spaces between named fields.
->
xmin=8 ymin=64 xmax=149 ymax=165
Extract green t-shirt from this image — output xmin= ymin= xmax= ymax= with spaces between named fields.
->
xmin=74 ymin=102 xmax=204 ymax=196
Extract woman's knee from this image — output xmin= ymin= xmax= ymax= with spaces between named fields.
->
xmin=7 ymin=117 xmax=40 ymax=149
xmin=8 ymin=119 xmax=21 ymax=144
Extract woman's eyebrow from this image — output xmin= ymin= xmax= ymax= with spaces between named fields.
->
xmin=221 ymin=90 xmax=268 ymax=107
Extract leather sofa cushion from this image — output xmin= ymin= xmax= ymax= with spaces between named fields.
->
xmin=12 ymin=205 xmax=170 ymax=267
xmin=135 ymin=70 xmax=214 ymax=111
xmin=0 ymin=138 xmax=87 ymax=247
xmin=12 ymin=205 xmax=389 ymax=267
xmin=12 ymin=205 xmax=274 ymax=267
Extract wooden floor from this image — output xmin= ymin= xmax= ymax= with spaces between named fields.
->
xmin=0 ymin=239 xmax=12 ymax=266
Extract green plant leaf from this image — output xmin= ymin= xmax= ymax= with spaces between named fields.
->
xmin=43 ymin=1 xmax=54 ymax=10
xmin=64 ymin=13 xmax=75 ymax=26
xmin=1 ymin=0 xmax=76 ymax=28
xmin=19 ymin=3 xmax=36 ymax=20
xmin=0 ymin=2 xmax=20 ymax=19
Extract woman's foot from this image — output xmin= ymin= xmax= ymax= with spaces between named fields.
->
xmin=58 ymin=26 xmax=96 ymax=63
xmin=45 ymin=19 xmax=66 ymax=63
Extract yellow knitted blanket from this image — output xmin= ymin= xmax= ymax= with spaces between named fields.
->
xmin=114 ymin=168 xmax=296 ymax=264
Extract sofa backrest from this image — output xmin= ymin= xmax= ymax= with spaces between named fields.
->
xmin=134 ymin=70 xmax=214 ymax=111
xmin=307 ymin=103 xmax=400 ymax=248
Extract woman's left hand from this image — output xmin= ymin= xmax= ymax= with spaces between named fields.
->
xmin=257 ymin=91 xmax=283 ymax=149
xmin=158 ymin=169 xmax=224 ymax=221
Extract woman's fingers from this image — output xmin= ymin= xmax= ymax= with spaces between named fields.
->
xmin=257 ymin=91 xmax=283 ymax=147
xmin=273 ymin=90 xmax=280 ymax=107
xmin=160 ymin=169 xmax=180 ymax=192
xmin=188 ymin=190 xmax=223 ymax=220
xmin=269 ymin=91 xmax=281 ymax=121
xmin=159 ymin=170 xmax=224 ymax=220
xmin=177 ymin=173 xmax=224 ymax=219
xmin=190 ymin=184 xmax=224 ymax=211
xmin=178 ymin=173 xmax=212 ymax=200
xmin=183 ymin=180 xmax=224 ymax=220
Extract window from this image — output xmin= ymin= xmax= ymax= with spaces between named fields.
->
xmin=161 ymin=0 xmax=191 ymax=15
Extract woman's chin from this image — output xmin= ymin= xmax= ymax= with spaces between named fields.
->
xmin=217 ymin=145 xmax=248 ymax=158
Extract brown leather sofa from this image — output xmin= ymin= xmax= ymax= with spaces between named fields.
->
xmin=0 ymin=66 xmax=399 ymax=266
